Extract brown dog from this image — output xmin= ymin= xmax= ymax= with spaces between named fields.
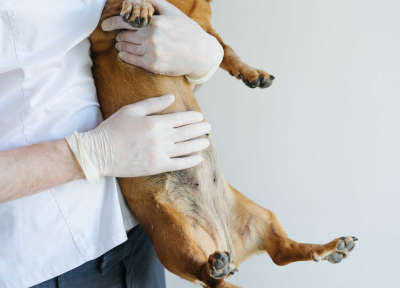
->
xmin=89 ymin=1 xmax=357 ymax=287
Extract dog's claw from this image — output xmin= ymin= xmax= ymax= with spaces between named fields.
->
xmin=128 ymin=17 xmax=145 ymax=28
xmin=229 ymin=268 xmax=239 ymax=276
xmin=135 ymin=17 xmax=141 ymax=25
xmin=122 ymin=13 xmax=130 ymax=21
xmin=251 ymin=78 xmax=261 ymax=87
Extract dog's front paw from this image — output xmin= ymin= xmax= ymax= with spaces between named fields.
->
xmin=224 ymin=51 xmax=274 ymax=89
xmin=121 ymin=0 xmax=155 ymax=28
xmin=239 ymin=69 xmax=275 ymax=89
xmin=312 ymin=236 xmax=358 ymax=264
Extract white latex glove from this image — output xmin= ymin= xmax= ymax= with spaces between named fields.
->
xmin=101 ymin=0 xmax=224 ymax=80
xmin=66 ymin=95 xmax=210 ymax=182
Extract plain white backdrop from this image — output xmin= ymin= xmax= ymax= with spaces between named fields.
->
xmin=166 ymin=0 xmax=400 ymax=287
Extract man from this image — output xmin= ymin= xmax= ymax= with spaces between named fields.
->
xmin=0 ymin=0 xmax=223 ymax=287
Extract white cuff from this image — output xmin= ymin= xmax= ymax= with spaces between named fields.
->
xmin=185 ymin=45 xmax=224 ymax=85
xmin=65 ymin=132 xmax=101 ymax=183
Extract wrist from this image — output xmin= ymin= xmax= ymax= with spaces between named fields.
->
xmin=189 ymin=35 xmax=224 ymax=80
xmin=65 ymin=130 xmax=104 ymax=183
xmin=58 ymin=139 xmax=86 ymax=180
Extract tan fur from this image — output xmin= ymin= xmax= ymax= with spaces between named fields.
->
xmin=89 ymin=1 xmax=356 ymax=287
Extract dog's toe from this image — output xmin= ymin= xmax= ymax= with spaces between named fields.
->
xmin=250 ymin=78 xmax=261 ymax=88
xmin=122 ymin=12 xmax=131 ymax=22
xmin=260 ymin=75 xmax=274 ymax=88
xmin=121 ymin=0 xmax=154 ymax=28
xmin=128 ymin=16 xmax=141 ymax=27
xmin=327 ymin=252 xmax=344 ymax=264
xmin=121 ymin=1 xmax=133 ymax=21
xmin=243 ymin=79 xmax=254 ymax=88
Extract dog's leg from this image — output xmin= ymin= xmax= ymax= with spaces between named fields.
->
xmin=112 ymin=1 xmax=275 ymax=89
xmin=208 ymin=28 xmax=275 ymax=89
xmin=228 ymin=186 xmax=357 ymax=266
xmin=180 ymin=0 xmax=275 ymax=89
xmin=263 ymin=211 xmax=358 ymax=265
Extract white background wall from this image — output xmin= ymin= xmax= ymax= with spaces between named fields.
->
xmin=167 ymin=0 xmax=400 ymax=287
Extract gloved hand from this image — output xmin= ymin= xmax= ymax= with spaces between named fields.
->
xmin=101 ymin=0 xmax=224 ymax=81
xmin=66 ymin=95 xmax=210 ymax=182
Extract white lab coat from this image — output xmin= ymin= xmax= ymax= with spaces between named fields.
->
xmin=0 ymin=0 xmax=137 ymax=287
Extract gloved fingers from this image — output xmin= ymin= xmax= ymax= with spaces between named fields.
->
xmin=151 ymin=111 xmax=204 ymax=128
xmin=101 ymin=16 xmax=140 ymax=32
xmin=128 ymin=94 xmax=175 ymax=115
xmin=115 ymin=42 xmax=146 ymax=56
xmin=168 ymin=138 xmax=210 ymax=158
xmin=116 ymin=29 xmax=147 ymax=45
xmin=168 ymin=155 xmax=203 ymax=171
xmin=172 ymin=122 xmax=211 ymax=143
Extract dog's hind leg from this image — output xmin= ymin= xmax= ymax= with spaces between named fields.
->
xmin=261 ymin=211 xmax=358 ymax=265
xmin=228 ymin=186 xmax=358 ymax=266
xmin=207 ymin=28 xmax=275 ymax=89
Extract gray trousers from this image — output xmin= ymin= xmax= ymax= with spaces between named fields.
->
xmin=32 ymin=225 xmax=166 ymax=288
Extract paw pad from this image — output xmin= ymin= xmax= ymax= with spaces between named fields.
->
xmin=313 ymin=236 xmax=358 ymax=264
xmin=208 ymin=251 xmax=236 ymax=279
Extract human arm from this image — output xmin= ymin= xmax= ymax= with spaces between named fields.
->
xmin=0 ymin=139 xmax=84 ymax=203
xmin=0 ymin=95 xmax=210 ymax=203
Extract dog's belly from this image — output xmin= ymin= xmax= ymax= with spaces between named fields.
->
xmin=161 ymin=145 xmax=235 ymax=254
xmin=123 ymin=144 xmax=236 ymax=257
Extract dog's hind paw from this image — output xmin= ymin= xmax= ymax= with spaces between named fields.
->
xmin=121 ymin=0 xmax=155 ymax=28
xmin=312 ymin=236 xmax=358 ymax=264
xmin=208 ymin=251 xmax=238 ymax=279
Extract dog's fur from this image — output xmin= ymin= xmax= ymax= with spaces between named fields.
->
xmin=89 ymin=1 xmax=357 ymax=287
